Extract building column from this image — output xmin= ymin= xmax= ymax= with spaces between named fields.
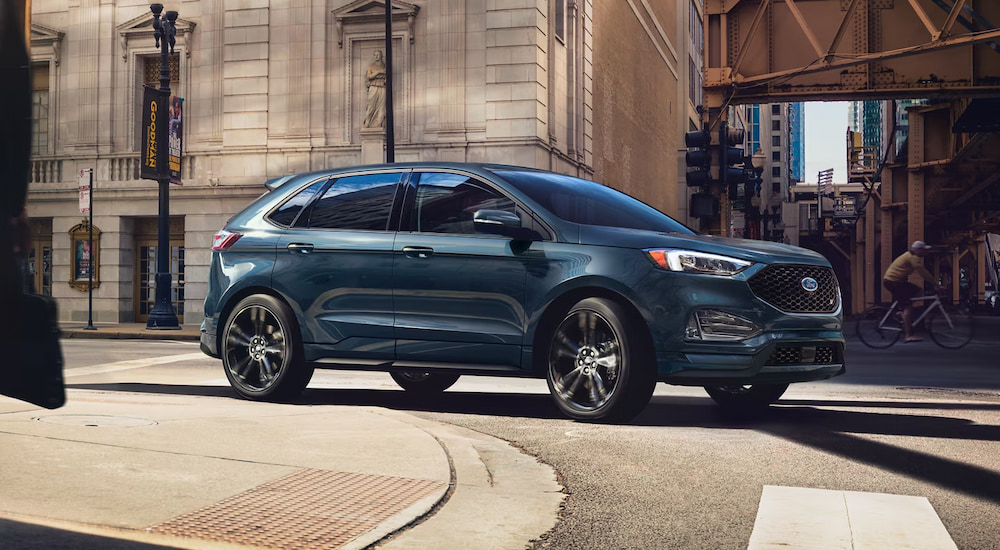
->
xmin=880 ymin=169 xmax=894 ymax=305
xmin=907 ymin=110 xmax=926 ymax=291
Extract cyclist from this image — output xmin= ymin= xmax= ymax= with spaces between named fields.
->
xmin=883 ymin=241 xmax=939 ymax=342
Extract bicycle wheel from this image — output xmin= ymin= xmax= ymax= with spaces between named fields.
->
xmin=856 ymin=306 xmax=901 ymax=349
xmin=928 ymin=305 xmax=975 ymax=349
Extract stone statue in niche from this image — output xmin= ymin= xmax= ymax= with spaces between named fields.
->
xmin=364 ymin=50 xmax=387 ymax=129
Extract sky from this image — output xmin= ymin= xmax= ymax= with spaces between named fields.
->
xmin=803 ymin=102 xmax=849 ymax=185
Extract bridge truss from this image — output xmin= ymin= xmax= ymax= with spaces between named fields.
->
xmin=701 ymin=0 xmax=1000 ymax=314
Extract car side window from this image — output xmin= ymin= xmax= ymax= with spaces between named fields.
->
xmin=412 ymin=173 xmax=517 ymax=234
xmin=306 ymin=172 xmax=401 ymax=231
xmin=268 ymin=179 xmax=327 ymax=227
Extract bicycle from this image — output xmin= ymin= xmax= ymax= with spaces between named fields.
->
xmin=856 ymin=293 xmax=975 ymax=349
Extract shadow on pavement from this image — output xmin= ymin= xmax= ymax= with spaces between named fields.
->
xmin=0 ymin=518 xmax=178 ymax=550
xmin=66 ymin=382 xmax=1000 ymax=503
xmin=637 ymin=398 xmax=1000 ymax=505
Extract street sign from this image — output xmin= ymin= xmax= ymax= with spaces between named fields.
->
xmin=78 ymin=169 xmax=92 ymax=213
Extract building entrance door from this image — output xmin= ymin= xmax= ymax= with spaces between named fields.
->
xmin=134 ymin=217 xmax=185 ymax=323
xmin=27 ymin=218 xmax=53 ymax=296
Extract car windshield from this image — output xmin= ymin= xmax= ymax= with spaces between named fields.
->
xmin=493 ymin=170 xmax=695 ymax=234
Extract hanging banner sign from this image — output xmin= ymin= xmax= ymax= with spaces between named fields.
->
xmin=140 ymin=86 xmax=169 ymax=181
xmin=168 ymin=95 xmax=183 ymax=185
xmin=78 ymin=170 xmax=92 ymax=213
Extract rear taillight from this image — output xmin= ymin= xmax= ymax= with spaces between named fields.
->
xmin=212 ymin=230 xmax=242 ymax=251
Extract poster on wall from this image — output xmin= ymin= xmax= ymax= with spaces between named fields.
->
xmin=68 ymin=222 xmax=101 ymax=291
xmin=168 ymin=95 xmax=183 ymax=185
xmin=140 ymin=86 xmax=168 ymax=181
xmin=75 ymin=239 xmax=92 ymax=281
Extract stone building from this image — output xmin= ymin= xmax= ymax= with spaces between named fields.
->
xmin=26 ymin=0 xmax=696 ymax=327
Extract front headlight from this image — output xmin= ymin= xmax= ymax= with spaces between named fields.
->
xmin=644 ymin=249 xmax=752 ymax=276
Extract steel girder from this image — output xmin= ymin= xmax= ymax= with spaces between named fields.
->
xmin=704 ymin=0 xmax=1000 ymax=106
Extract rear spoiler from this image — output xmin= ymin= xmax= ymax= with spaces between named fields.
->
xmin=264 ymin=175 xmax=296 ymax=191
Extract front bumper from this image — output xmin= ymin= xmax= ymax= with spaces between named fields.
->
xmin=658 ymin=337 xmax=845 ymax=386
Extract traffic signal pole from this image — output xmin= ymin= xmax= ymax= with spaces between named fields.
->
xmin=683 ymin=112 xmax=748 ymax=237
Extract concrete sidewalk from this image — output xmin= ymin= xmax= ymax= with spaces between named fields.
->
xmin=1 ymin=330 xmax=565 ymax=549
xmin=60 ymin=323 xmax=201 ymax=341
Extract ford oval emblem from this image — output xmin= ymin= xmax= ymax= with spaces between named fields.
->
xmin=801 ymin=277 xmax=819 ymax=292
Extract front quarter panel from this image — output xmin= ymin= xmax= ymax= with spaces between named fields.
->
xmin=522 ymin=242 xmax=655 ymax=347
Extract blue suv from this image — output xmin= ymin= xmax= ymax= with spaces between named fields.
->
xmin=201 ymin=163 xmax=844 ymax=421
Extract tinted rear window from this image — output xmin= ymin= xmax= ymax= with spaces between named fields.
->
xmin=268 ymin=179 xmax=327 ymax=227
xmin=494 ymin=171 xmax=694 ymax=234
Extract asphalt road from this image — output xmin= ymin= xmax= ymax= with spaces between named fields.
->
xmin=414 ymin=335 xmax=1000 ymax=550
xmin=48 ymin=335 xmax=1000 ymax=549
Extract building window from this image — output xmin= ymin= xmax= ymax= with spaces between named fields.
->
xmin=143 ymin=54 xmax=180 ymax=86
xmin=749 ymin=105 xmax=761 ymax=155
xmin=137 ymin=54 xmax=180 ymax=151
xmin=555 ymin=0 xmax=565 ymax=42
xmin=772 ymin=135 xmax=781 ymax=147
xmin=772 ymin=119 xmax=781 ymax=131
xmin=772 ymin=151 xmax=781 ymax=162
xmin=31 ymin=63 xmax=49 ymax=156
xmin=689 ymin=1 xmax=704 ymax=107
xmin=771 ymin=104 xmax=780 ymax=115
xmin=772 ymin=166 xmax=782 ymax=178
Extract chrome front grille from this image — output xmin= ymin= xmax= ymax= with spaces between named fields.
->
xmin=748 ymin=264 xmax=839 ymax=314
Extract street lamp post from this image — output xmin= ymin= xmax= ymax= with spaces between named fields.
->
xmin=146 ymin=3 xmax=180 ymax=329
xmin=384 ymin=0 xmax=394 ymax=162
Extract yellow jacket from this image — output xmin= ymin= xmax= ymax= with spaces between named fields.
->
xmin=884 ymin=251 xmax=934 ymax=283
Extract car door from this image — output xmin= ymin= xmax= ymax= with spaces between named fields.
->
xmin=392 ymin=171 xmax=529 ymax=368
xmin=272 ymin=170 xmax=406 ymax=362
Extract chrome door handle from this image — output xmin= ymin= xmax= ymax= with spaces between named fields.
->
xmin=402 ymin=246 xmax=434 ymax=259
xmin=286 ymin=243 xmax=314 ymax=253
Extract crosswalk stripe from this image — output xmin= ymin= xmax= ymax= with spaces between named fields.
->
xmin=748 ymin=486 xmax=958 ymax=550
xmin=64 ymin=352 xmax=207 ymax=378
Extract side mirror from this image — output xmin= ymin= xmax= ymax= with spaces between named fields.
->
xmin=473 ymin=209 xmax=533 ymax=240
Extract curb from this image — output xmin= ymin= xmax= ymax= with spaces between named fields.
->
xmin=60 ymin=328 xmax=200 ymax=341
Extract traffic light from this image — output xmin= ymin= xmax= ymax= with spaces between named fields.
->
xmin=684 ymin=129 xmax=712 ymax=187
xmin=720 ymin=124 xmax=747 ymax=198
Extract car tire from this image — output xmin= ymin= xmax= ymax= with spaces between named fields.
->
xmin=703 ymin=384 xmax=789 ymax=411
xmin=545 ymin=297 xmax=656 ymax=422
xmin=390 ymin=372 xmax=460 ymax=394
xmin=222 ymin=294 xmax=313 ymax=400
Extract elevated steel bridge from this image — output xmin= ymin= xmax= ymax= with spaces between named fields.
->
xmin=701 ymin=0 xmax=1000 ymax=314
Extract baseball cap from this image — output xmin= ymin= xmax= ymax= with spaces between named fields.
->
xmin=911 ymin=240 xmax=932 ymax=251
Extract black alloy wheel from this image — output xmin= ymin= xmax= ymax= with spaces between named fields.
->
xmin=546 ymin=297 xmax=656 ymax=422
xmin=222 ymin=295 xmax=313 ymax=400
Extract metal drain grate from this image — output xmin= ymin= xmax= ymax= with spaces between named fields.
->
xmin=149 ymin=469 xmax=444 ymax=550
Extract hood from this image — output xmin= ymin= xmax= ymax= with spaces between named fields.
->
xmin=578 ymin=225 xmax=830 ymax=266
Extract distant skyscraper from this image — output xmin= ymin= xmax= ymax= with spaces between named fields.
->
xmin=848 ymin=102 xmax=862 ymax=132
xmin=848 ymin=100 xmax=886 ymax=164
xmin=788 ymin=103 xmax=805 ymax=182
xmin=894 ymin=99 xmax=927 ymax=155
xmin=862 ymin=101 xmax=884 ymax=152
